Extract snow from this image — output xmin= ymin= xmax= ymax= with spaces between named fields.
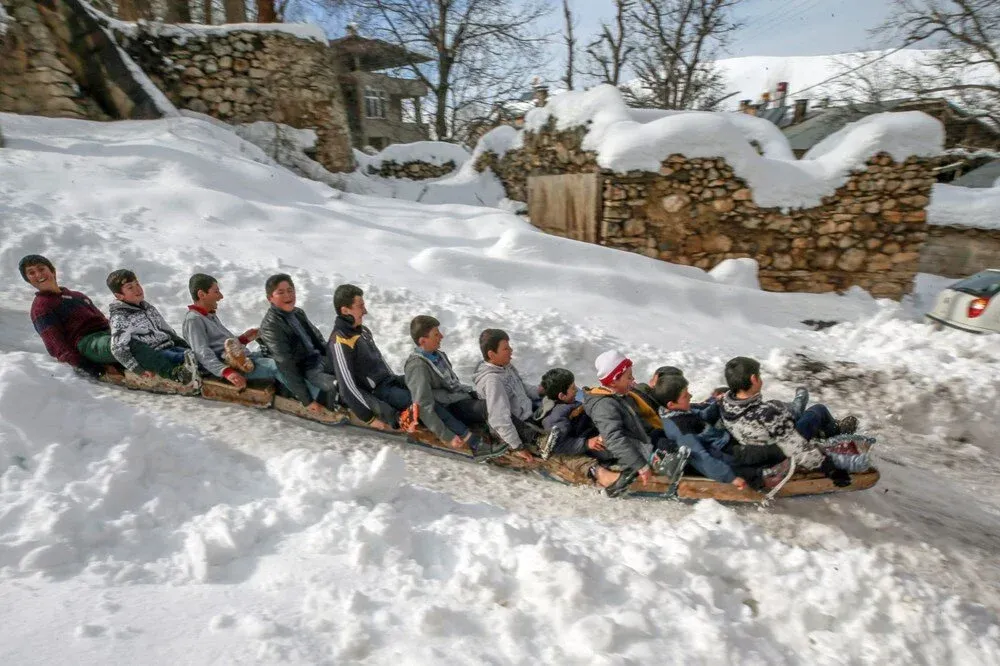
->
xmin=928 ymin=182 xmax=1000 ymax=231
xmin=367 ymin=141 xmax=471 ymax=169
xmin=709 ymin=258 xmax=761 ymax=290
xmin=102 ymin=16 xmax=327 ymax=44
xmin=0 ymin=4 xmax=9 ymax=38
xmin=520 ymin=85 xmax=943 ymax=209
xmin=1 ymin=111 xmax=1000 ymax=664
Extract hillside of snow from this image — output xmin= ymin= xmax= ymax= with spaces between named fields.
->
xmin=1 ymin=112 xmax=999 ymax=664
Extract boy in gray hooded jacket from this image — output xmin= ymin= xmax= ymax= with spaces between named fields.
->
xmin=472 ymin=329 xmax=541 ymax=461
xmin=403 ymin=316 xmax=507 ymax=460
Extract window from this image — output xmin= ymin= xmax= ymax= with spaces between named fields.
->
xmin=364 ymin=87 xmax=388 ymax=119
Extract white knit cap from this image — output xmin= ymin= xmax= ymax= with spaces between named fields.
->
xmin=595 ymin=350 xmax=633 ymax=386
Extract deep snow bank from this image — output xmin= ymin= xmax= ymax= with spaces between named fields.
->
xmin=928 ymin=182 xmax=1000 ymax=230
xmin=1 ymin=352 xmax=997 ymax=664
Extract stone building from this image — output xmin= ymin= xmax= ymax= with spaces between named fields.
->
xmin=330 ymin=25 xmax=429 ymax=150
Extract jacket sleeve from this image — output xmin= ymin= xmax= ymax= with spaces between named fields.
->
xmin=183 ymin=315 xmax=228 ymax=378
xmin=149 ymin=304 xmax=185 ymax=346
xmin=543 ymin=404 xmax=587 ymax=452
xmin=404 ymin=358 xmax=457 ymax=443
xmin=31 ymin=299 xmax=84 ymax=367
xmin=330 ymin=333 xmax=375 ymax=422
xmin=661 ymin=418 xmax=735 ymax=483
xmin=259 ymin=317 xmax=313 ymax=406
xmin=477 ymin=373 xmax=524 ymax=448
xmin=691 ymin=400 xmax=720 ymax=425
xmin=108 ymin=311 xmax=141 ymax=372
xmin=587 ymin=397 xmax=649 ymax=472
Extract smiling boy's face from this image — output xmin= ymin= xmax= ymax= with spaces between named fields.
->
xmin=25 ymin=263 xmax=59 ymax=293
xmin=115 ymin=279 xmax=145 ymax=306
xmin=268 ymin=281 xmax=296 ymax=312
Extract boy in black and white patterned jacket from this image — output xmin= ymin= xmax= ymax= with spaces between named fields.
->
xmin=719 ymin=356 xmax=854 ymax=487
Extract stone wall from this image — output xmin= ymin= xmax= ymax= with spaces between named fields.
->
xmin=113 ymin=25 xmax=355 ymax=173
xmin=368 ymin=160 xmax=457 ymax=179
xmin=0 ymin=0 xmax=105 ymax=119
xmin=0 ymin=0 xmax=169 ymax=120
xmin=475 ymin=120 xmax=935 ymax=298
xmin=919 ymin=225 xmax=1000 ymax=279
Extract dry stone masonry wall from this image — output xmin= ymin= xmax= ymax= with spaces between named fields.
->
xmin=113 ymin=25 xmax=355 ymax=172
xmin=368 ymin=160 xmax=457 ymax=179
xmin=919 ymin=225 xmax=1000 ymax=279
xmin=475 ymin=119 xmax=935 ymax=298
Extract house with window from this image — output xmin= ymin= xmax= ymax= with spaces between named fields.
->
xmin=330 ymin=26 xmax=430 ymax=150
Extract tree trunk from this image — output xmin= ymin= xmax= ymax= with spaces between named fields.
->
xmin=204 ymin=0 xmax=213 ymax=24
xmin=117 ymin=0 xmax=138 ymax=20
xmin=434 ymin=85 xmax=449 ymax=140
xmin=256 ymin=0 xmax=278 ymax=22
xmin=164 ymin=0 xmax=193 ymax=22
xmin=223 ymin=0 xmax=245 ymax=23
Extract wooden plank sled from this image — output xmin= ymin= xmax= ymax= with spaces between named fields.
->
xmin=201 ymin=378 xmax=275 ymax=409
xmin=91 ymin=374 xmax=881 ymax=502
xmin=542 ymin=455 xmax=881 ymax=502
xmin=97 ymin=370 xmax=200 ymax=396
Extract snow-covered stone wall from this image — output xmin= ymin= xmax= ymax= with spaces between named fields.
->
xmin=476 ymin=117 xmax=935 ymax=299
xmin=111 ymin=23 xmax=355 ymax=173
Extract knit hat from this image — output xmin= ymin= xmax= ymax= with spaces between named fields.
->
xmin=18 ymin=254 xmax=54 ymax=283
xmin=595 ymin=350 xmax=633 ymax=386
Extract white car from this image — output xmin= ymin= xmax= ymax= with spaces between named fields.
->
xmin=926 ymin=269 xmax=1000 ymax=334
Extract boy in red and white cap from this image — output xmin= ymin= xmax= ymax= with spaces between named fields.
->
xmin=583 ymin=350 xmax=689 ymax=497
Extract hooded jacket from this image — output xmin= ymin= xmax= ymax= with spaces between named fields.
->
xmin=329 ymin=314 xmax=397 ymax=423
xmin=403 ymin=349 xmax=476 ymax=442
xmin=535 ymin=397 xmax=599 ymax=454
xmin=108 ymin=300 xmax=187 ymax=372
xmin=473 ymin=360 xmax=537 ymax=449
xmin=258 ymin=305 xmax=332 ymax=406
xmin=583 ymin=386 xmax=653 ymax=473
xmin=720 ymin=391 xmax=825 ymax=469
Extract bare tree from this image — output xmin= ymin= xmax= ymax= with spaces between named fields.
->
xmin=876 ymin=0 xmax=1000 ymax=125
xmin=338 ymin=0 xmax=552 ymax=141
xmin=584 ymin=0 xmax=635 ymax=86
xmin=562 ymin=0 xmax=576 ymax=90
xmin=628 ymin=0 xmax=742 ymax=110
xmin=827 ymin=52 xmax=910 ymax=107
xmin=223 ymin=0 xmax=246 ymax=22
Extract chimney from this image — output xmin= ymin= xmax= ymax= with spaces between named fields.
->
xmin=792 ymin=99 xmax=809 ymax=124
xmin=531 ymin=76 xmax=549 ymax=107
xmin=760 ymin=91 xmax=771 ymax=109
xmin=776 ymin=81 xmax=788 ymax=108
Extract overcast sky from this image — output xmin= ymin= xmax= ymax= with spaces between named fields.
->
xmin=548 ymin=0 xmax=898 ymax=60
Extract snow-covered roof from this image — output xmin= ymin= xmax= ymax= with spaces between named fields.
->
xmin=952 ymin=160 xmax=1000 ymax=189
xmin=519 ymin=85 xmax=943 ymax=209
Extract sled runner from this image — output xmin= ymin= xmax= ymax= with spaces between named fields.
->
xmin=93 ymin=371 xmax=880 ymax=502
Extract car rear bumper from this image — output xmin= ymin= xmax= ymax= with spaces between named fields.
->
xmin=925 ymin=313 xmax=992 ymax=334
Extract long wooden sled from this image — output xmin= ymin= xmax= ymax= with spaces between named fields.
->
xmin=96 ymin=371 xmax=880 ymax=503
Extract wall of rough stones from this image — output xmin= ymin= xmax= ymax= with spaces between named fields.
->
xmin=475 ymin=121 xmax=935 ymax=298
xmin=112 ymin=25 xmax=355 ymax=172
xmin=918 ymin=225 xmax=1000 ymax=279
xmin=368 ymin=160 xmax=457 ymax=179
xmin=0 ymin=0 xmax=170 ymax=121
xmin=0 ymin=0 xmax=105 ymax=119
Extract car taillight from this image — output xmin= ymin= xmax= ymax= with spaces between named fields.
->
xmin=968 ymin=297 xmax=990 ymax=318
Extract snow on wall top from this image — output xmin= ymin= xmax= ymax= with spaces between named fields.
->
xmin=928 ymin=182 xmax=1000 ymax=231
xmin=520 ymin=85 xmax=944 ymax=209
xmin=0 ymin=4 xmax=9 ymax=38
xmin=103 ymin=17 xmax=327 ymax=44
xmin=369 ymin=141 xmax=471 ymax=168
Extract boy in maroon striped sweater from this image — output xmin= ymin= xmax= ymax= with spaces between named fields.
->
xmin=20 ymin=254 xmax=118 ymax=378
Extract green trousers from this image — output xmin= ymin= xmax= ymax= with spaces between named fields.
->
xmin=76 ymin=331 xmax=179 ymax=379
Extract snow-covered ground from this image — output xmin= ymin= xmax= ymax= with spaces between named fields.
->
xmin=1 ymin=112 xmax=999 ymax=664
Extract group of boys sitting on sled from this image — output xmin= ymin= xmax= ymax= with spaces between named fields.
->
xmin=20 ymin=253 xmax=869 ymax=498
